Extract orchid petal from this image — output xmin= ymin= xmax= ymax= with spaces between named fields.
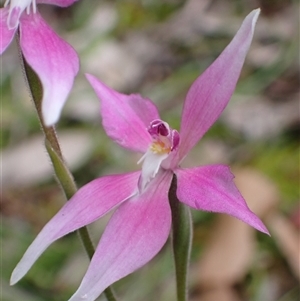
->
xmin=86 ymin=74 xmax=160 ymax=153
xmin=68 ymin=171 xmax=173 ymax=301
xmin=179 ymin=9 xmax=260 ymax=161
xmin=10 ymin=172 xmax=140 ymax=285
xmin=37 ymin=0 xmax=78 ymax=6
xmin=19 ymin=12 xmax=79 ymax=126
xmin=175 ymin=165 xmax=269 ymax=234
xmin=0 ymin=8 xmax=16 ymax=54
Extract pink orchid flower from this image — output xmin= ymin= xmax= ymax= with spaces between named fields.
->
xmin=1 ymin=0 xmax=79 ymax=126
xmin=11 ymin=8 xmax=268 ymax=301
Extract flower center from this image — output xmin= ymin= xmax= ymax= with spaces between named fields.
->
xmin=148 ymin=119 xmax=179 ymax=154
xmin=4 ymin=0 xmax=36 ymax=29
xmin=137 ymin=119 xmax=180 ymax=192
xmin=150 ymin=139 xmax=171 ymax=154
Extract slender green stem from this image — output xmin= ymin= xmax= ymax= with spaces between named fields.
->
xmin=169 ymin=175 xmax=193 ymax=301
xmin=45 ymin=141 xmax=96 ymax=260
xmin=16 ymin=33 xmax=117 ymax=301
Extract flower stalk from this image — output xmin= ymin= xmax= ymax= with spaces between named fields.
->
xmin=16 ymin=33 xmax=118 ymax=301
xmin=169 ymin=175 xmax=192 ymax=301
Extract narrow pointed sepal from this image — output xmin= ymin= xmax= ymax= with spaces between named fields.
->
xmin=174 ymin=165 xmax=269 ymax=234
xmin=10 ymin=172 xmax=140 ymax=285
xmin=68 ymin=171 xmax=173 ymax=301
xmin=179 ymin=9 xmax=260 ymax=160
xmin=19 ymin=12 xmax=79 ymax=126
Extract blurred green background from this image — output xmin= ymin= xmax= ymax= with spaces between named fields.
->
xmin=1 ymin=0 xmax=299 ymax=300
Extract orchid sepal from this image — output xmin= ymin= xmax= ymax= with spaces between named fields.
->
xmin=2 ymin=0 xmax=79 ymax=125
xmin=174 ymin=165 xmax=269 ymax=235
xmin=178 ymin=8 xmax=260 ymax=162
xmin=10 ymin=172 xmax=140 ymax=285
